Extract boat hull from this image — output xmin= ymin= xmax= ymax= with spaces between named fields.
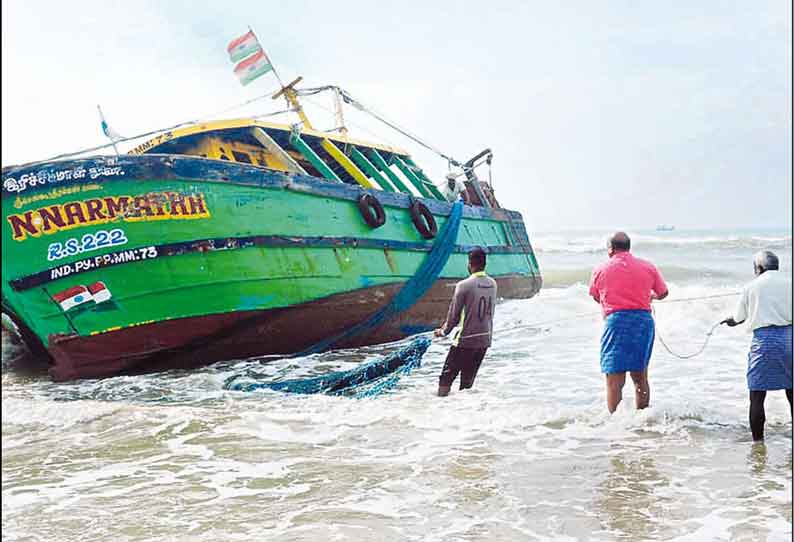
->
xmin=2 ymin=154 xmax=542 ymax=380
xmin=44 ymin=275 xmax=538 ymax=381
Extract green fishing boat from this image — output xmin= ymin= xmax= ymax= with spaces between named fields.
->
xmin=1 ymin=74 xmax=541 ymax=381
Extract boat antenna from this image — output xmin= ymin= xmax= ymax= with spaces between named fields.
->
xmin=332 ymin=87 xmax=348 ymax=135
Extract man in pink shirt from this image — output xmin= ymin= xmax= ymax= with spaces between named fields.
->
xmin=589 ymin=232 xmax=668 ymax=413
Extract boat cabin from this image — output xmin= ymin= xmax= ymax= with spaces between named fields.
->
xmin=128 ymin=119 xmax=499 ymax=207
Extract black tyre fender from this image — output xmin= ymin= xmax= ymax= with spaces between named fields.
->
xmin=356 ymin=193 xmax=386 ymax=228
xmin=409 ymin=200 xmax=437 ymax=239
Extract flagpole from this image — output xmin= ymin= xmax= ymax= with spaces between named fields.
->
xmin=97 ymin=105 xmax=119 ymax=155
xmin=248 ymin=26 xmax=285 ymax=90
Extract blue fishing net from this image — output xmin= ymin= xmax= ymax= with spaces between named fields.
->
xmin=224 ymin=336 xmax=431 ymax=398
xmin=295 ymin=201 xmax=463 ymax=357
xmin=222 ymin=200 xmax=461 ymax=398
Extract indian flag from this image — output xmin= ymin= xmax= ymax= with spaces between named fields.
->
xmin=233 ymin=50 xmax=273 ymax=86
xmin=88 ymin=281 xmax=112 ymax=304
xmin=227 ymin=31 xmax=261 ymax=63
xmin=52 ymin=285 xmax=93 ymax=312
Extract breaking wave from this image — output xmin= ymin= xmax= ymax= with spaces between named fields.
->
xmin=533 ymin=232 xmax=792 ymax=254
xmin=541 ymin=265 xmax=739 ymax=288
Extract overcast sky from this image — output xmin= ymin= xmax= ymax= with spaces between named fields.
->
xmin=2 ymin=1 xmax=791 ymax=231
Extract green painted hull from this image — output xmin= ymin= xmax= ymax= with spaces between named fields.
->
xmin=2 ymin=154 xmax=541 ymax=379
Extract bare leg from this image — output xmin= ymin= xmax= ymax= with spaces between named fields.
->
xmin=749 ymin=390 xmax=767 ymax=442
xmin=606 ymin=373 xmax=626 ymax=414
xmin=630 ymin=370 xmax=650 ymax=410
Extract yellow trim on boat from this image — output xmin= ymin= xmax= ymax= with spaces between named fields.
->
xmin=320 ymin=139 xmax=375 ymax=189
xmin=128 ymin=118 xmax=410 ymax=158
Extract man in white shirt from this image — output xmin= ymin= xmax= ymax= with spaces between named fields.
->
xmin=441 ymin=173 xmax=468 ymax=203
xmin=722 ymin=250 xmax=792 ymax=441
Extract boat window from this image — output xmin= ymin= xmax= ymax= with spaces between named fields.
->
xmin=231 ymin=150 xmax=253 ymax=164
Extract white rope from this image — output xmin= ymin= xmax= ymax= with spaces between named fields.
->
xmin=655 ymin=292 xmax=740 ymax=304
xmin=493 ymin=292 xmax=741 ymax=357
xmin=299 ymin=95 xmax=395 ymax=147
xmin=653 ymin=312 xmax=721 ymax=359
xmin=9 ymin=82 xmax=465 ymax=176
xmin=337 ymin=88 xmax=460 ymax=165
xmin=498 ymin=311 xmax=600 ymax=335
xmin=652 ymin=292 xmax=740 ymax=359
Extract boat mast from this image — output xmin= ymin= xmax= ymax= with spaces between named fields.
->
xmin=271 ymin=77 xmax=313 ymax=130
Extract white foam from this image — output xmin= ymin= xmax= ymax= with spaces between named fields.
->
xmin=1 ymin=397 xmax=123 ymax=429
xmin=3 ymin=237 xmax=792 ymax=540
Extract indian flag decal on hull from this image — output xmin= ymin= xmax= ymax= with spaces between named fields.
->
xmin=52 ymin=281 xmax=112 ymax=311
xmin=88 ymin=281 xmax=112 ymax=303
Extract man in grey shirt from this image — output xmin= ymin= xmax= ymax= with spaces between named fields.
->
xmin=434 ymin=247 xmax=497 ymax=396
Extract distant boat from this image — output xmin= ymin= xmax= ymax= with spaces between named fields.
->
xmin=656 ymin=225 xmax=675 ymax=232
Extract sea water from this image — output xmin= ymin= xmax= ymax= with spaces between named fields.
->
xmin=2 ymin=228 xmax=792 ymax=541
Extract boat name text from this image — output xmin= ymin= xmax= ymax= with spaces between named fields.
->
xmin=7 ymin=191 xmax=211 ymax=241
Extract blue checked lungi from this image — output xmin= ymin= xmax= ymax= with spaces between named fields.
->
xmin=600 ymin=310 xmax=655 ymax=374
xmin=747 ymin=325 xmax=793 ymax=391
